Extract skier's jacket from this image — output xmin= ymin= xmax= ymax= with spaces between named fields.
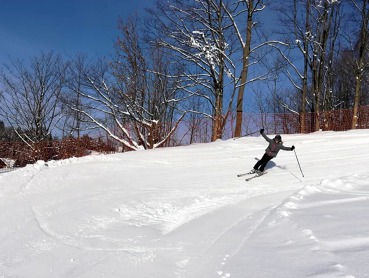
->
xmin=261 ymin=132 xmax=291 ymax=157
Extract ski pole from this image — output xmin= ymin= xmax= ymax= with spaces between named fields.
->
xmin=294 ymin=149 xmax=304 ymax=177
xmin=233 ymin=130 xmax=258 ymax=140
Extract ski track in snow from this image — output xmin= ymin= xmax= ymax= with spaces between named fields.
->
xmin=212 ymin=174 xmax=369 ymax=278
xmin=1 ymin=131 xmax=369 ymax=277
xmin=268 ymin=175 xmax=369 ymax=278
xmin=183 ymin=192 xmax=292 ymax=278
xmin=2 ymin=152 xmax=304 ymax=278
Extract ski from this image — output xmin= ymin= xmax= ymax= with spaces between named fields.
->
xmin=237 ymin=171 xmax=255 ymax=177
xmin=237 ymin=173 xmax=251 ymax=177
xmin=245 ymin=172 xmax=266 ymax=182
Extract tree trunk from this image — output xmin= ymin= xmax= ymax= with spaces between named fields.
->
xmin=234 ymin=0 xmax=253 ymax=137
xmin=352 ymin=0 xmax=369 ymax=129
xmin=352 ymin=50 xmax=365 ymax=129
xmin=212 ymin=84 xmax=224 ymax=141
xmin=352 ymin=75 xmax=361 ymax=129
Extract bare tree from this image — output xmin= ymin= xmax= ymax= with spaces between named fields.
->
xmin=309 ymin=0 xmax=341 ymax=131
xmin=150 ymin=0 xmax=290 ymax=139
xmin=232 ymin=0 xmax=270 ymax=137
xmin=276 ymin=0 xmax=341 ymax=132
xmin=61 ymin=54 xmax=91 ymax=138
xmin=113 ymin=16 xmax=187 ymax=149
xmin=0 ymin=52 xmax=67 ymax=146
xmin=349 ymin=0 xmax=369 ymax=129
xmin=149 ymin=0 xmax=239 ymax=141
xmin=66 ymin=17 xmax=187 ymax=150
xmin=275 ymin=0 xmax=310 ymax=132
xmin=331 ymin=50 xmax=356 ymax=109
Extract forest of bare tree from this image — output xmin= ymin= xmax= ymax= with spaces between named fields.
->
xmin=1 ymin=0 xmax=369 ymax=154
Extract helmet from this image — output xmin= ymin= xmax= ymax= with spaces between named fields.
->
xmin=274 ymin=134 xmax=282 ymax=142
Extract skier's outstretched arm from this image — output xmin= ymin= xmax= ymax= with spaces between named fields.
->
xmin=281 ymin=145 xmax=295 ymax=151
xmin=260 ymin=129 xmax=273 ymax=143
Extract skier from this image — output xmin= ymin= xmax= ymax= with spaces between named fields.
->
xmin=251 ymin=128 xmax=295 ymax=175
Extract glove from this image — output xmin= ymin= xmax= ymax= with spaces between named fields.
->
xmin=291 ymin=146 xmax=295 ymax=150
xmin=260 ymin=128 xmax=264 ymax=134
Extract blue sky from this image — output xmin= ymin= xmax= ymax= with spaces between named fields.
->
xmin=0 ymin=0 xmax=155 ymax=62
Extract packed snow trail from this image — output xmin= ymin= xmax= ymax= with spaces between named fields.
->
xmin=1 ymin=130 xmax=369 ymax=277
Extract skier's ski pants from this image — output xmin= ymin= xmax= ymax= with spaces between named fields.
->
xmin=254 ymin=153 xmax=273 ymax=172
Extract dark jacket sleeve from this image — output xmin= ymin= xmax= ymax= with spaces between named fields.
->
xmin=280 ymin=145 xmax=293 ymax=151
xmin=261 ymin=132 xmax=273 ymax=143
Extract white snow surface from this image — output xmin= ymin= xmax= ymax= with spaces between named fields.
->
xmin=1 ymin=130 xmax=369 ymax=278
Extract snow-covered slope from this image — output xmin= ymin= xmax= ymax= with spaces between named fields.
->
xmin=1 ymin=130 xmax=369 ymax=277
